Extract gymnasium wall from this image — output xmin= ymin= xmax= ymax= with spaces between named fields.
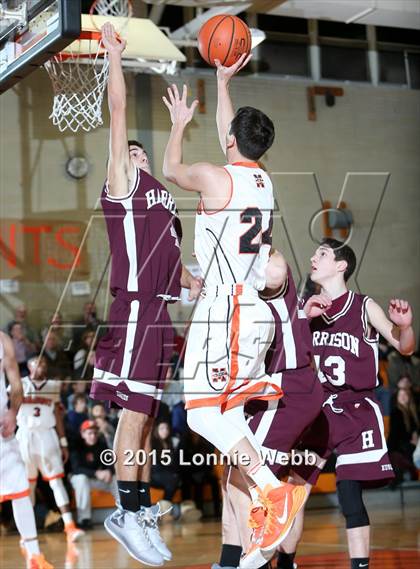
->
xmin=1 ymin=68 xmax=419 ymax=337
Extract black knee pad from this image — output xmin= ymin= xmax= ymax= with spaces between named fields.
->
xmin=336 ymin=480 xmax=370 ymax=529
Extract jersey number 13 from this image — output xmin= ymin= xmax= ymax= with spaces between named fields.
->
xmin=314 ymin=354 xmax=346 ymax=386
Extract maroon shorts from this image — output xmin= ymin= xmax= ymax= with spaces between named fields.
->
xmin=246 ymin=366 xmax=323 ymax=477
xmin=90 ymin=292 xmax=175 ymax=418
xmin=293 ymin=389 xmax=395 ymax=487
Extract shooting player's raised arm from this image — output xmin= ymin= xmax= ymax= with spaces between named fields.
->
xmin=215 ymin=53 xmax=251 ymax=156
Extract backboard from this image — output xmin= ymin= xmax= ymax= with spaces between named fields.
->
xmin=0 ymin=0 xmax=81 ymax=94
xmin=67 ymin=14 xmax=187 ymax=66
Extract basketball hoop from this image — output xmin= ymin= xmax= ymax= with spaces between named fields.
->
xmin=90 ymin=0 xmax=133 ymax=18
xmin=44 ymin=31 xmax=109 ymax=133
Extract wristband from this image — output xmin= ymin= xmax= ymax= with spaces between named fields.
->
xmin=60 ymin=437 xmax=68 ymax=448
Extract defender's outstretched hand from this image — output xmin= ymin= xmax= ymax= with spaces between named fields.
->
xmin=101 ymin=22 xmax=126 ymax=54
xmin=215 ymin=52 xmax=252 ymax=84
xmin=163 ymin=84 xmax=199 ymax=127
xmin=388 ymin=299 xmax=413 ymax=329
xmin=304 ymin=293 xmax=332 ymax=319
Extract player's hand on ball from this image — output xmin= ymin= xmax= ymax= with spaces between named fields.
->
xmin=163 ymin=84 xmax=199 ymax=127
xmin=388 ymin=299 xmax=413 ymax=329
xmin=0 ymin=409 xmax=17 ymax=438
xmin=304 ymin=293 xmax=332 ymax=319
xmin=188 ymin=277 xmax=204 ymax=301
xmin=215 ymin=52 xmax=252 ymax=83
xmin=101 ymin=22 xmax=126 ymax=54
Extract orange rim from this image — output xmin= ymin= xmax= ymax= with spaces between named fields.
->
xmin=55 ymin=31 xmax=105 ymax=61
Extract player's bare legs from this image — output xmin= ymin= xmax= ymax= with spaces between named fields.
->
xmin=347 ymin=526 xmax=370 ymax=560
xmin=138 ymin=416 xmax=154 ymax=485
xmin=114 ymin=409 xmax=147 ymax=483
xmin=212 ymin=467 xmax=251 ymax=569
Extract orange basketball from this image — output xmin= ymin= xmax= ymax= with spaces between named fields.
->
xmin=198 ymin=15 xmax=251 ymax=68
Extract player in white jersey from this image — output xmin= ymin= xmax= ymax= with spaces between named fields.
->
xmin=0 ymin=332 xmax=53 ymax=569
xmin=162 ymin=56 xmax=307 ymax=556
xmin=16 ymin=355 xmax=84 ymax=544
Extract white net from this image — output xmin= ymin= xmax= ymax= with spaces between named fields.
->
xmin=44 ymin=39 xmax=109 ymax=133
xmin=91 ymin=0 xmax=132 ymax=17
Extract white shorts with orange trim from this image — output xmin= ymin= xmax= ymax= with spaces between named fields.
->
xmin=0 ymin=434 xmax=30 ymax=502
xmin=184 ymin=283 xmax=281 ymax=412
xmin=16 ymin=428 xmax=64 ymax=482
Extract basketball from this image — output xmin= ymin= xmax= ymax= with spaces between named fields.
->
xmin=197 ymin=15 xmax=251 ymax=68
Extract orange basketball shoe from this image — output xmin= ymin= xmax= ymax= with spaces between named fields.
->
xmin=241 ymin=503 xmax=271 ymax=568
xmin=27 ymin=554 xmax=54 ymax=569
xmin=240 ymin=483 xmax=307 ymax=569
xmin=64 ymin=521 xmax=85 ymax=543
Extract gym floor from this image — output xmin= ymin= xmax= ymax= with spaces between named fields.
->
xmin=1 ymin=500 xmax=419 ymax=568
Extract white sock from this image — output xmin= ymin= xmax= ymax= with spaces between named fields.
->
xmin=24 ymin=538 xmax=40 ymax=557
xmin=247 ymin=461 xmax=281 ymax=491
xmin=12 ymin=496 xmax=40 ymax=556
xmin=62 ymin=511 xmax=73 ymax=525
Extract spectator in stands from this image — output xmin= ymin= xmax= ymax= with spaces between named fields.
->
xmin=396 ymin=374 xmax=420 ymax=408
xmin=6 ymin=303 xmax=39 ymax=347
xmin=397 ymin=375 xmax=412 ymax=390
xmin=66 ymin=380 xmax=90 ymax=411
xmin=151 ymin=421 xmax=201 ymax=522
xmin=66 ymin=394 xmax=89 ymax=438
xmin=91 ymin=403 xmax=115 ymax=448
xmin=8 ymin=321 xmax=36 ymax=375
xmin=388 ymin=387 xmax=419 ymax=484
xmin=73 ymin=330 xmax=96 ymax=380
xmin=41 ymin=311 xmax=72 ymax=351
xmin=180 ymin=430 xmax=221 ymax=518
xmin=151 ymin=421 xmax=181 ymax=504
xmin=42 ymin=330 xmax=71 ymax=380
xmin=387 ymin=349 xmax=420 ymax=391
xmin=69 ymin=420 xmax=117 ymax=528
xmin=71 ymin=301 xmax=103 ymax=352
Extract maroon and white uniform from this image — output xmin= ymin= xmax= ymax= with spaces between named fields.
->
xmin=247 ymin=269 xmax=323 ymax=476
xmin=294 ymin=291 xmax=394 ymax=486
xmin=90 ymin=168 xmax=182 ymax=417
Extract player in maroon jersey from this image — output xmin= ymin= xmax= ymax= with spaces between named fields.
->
xmin=89 ymin=23 xmax=201 ymax=566
xmin=277 ymin=238 xmax=415 ymax=569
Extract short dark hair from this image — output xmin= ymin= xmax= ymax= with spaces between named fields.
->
xmin=74 ymin=393 xmax=87 ymax=405
xmin=321 ymin=238 xmax=357 ymax=282
xmin=128 ymin=140 xmax=144 ymax=150
xmin=230 ymin=106 xmax=275 ymax=161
